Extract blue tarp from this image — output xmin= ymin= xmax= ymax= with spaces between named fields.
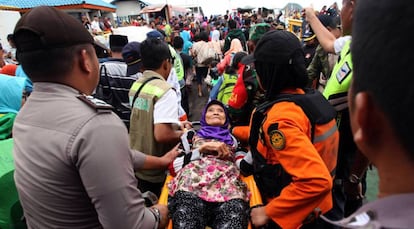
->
xmin=0 ymin=0 xmax=116 ymax=9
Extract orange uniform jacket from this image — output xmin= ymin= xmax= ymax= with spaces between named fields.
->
xmin=235 ymin=88 xmax=339 ymax=229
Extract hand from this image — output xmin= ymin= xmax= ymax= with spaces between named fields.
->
xmin=160 ymin=144 xmax=180 ymax=166
xmin=250 ymin=206 xmax=269 ymax=228
xmin=5 ymin=52 xmax=12 ymax=59
xmin=151 ymin=204 xmax=169 ymax=229
xmin=199 ymin=141 xmax=230 ymax=159
xmin=180 ymin=120 xmax=192 ymax=131
xmin=304 ymin=7 xmax=317 ymax=22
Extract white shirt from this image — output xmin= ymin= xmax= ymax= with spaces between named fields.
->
xmin=91 ymin=20 xmax=102 ymax=33
xmin=154 ymin=89 xmax=180 ymax=125
xmin=167 ymin=68 xmax=186 ymax=118
xmin=334 ymin=35 xmax=352 ymax=54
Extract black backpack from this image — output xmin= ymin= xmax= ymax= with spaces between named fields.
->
xmin=95 ymin=64 xmax=135 ymax=130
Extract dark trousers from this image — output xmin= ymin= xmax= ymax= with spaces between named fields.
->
xmin=323 ymin=178 xmax=364 ymax=228
xmin=169 ymin=191 xmax=249 ymax=229
xmin=180 ymin=86 xmax=190 ymax=116
xmin=195 ymin=66 xmax=209 ymax=85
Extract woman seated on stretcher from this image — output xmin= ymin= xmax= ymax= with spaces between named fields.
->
xmin=167 ymin=100 xmax=251 ymax=229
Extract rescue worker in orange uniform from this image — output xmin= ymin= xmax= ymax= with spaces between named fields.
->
xmin=236 ymin=30 xmax=339 ymax=228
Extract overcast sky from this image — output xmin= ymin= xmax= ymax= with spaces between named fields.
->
xmin=140 ymin=0 xmax=342 ymax=16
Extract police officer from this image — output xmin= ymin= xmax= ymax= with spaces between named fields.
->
xmin=240 ymin=30 xmax=339 ymax=228
xmin=12 ymin=6 xmax=178 ymax=229
xmin=325 ymin=0 xmax=414 ymax=227
xmin=305 ymin=0 xmax=371 ymax=220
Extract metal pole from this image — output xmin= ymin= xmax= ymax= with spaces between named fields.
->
xmin=197 ymin=0 xmax=200 ymax=18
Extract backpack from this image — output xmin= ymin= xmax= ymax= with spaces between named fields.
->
xmin=196 ymin=42 xmax=219 ymax=65
xmin=217 ymin=73 xmax=238 ymax=105
xmin=227 ymin=63 xmax=263 ymax=126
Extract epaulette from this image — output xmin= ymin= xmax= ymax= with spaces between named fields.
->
xmin=321 ymin=211 xmax=379 ymax=228
xmin=77 ymin=95 xmax=113 ymax=113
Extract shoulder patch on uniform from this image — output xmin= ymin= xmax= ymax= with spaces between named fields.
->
xmin=77 ymin=95 xmax=113 ymax=112
xmin=336 ymin=61 xmax=351 ymax=84
xmin=269 ymin=129 xmax=286 ymax=150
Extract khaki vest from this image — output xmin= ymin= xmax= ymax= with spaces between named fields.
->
xmin=129 ymin=71 xmax=174 ymax=182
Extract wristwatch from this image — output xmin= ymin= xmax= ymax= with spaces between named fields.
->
xmin=348 ymin=174 xmax=361 ymax=184
xmin=151 ymin=207 xmax=162 ymax=224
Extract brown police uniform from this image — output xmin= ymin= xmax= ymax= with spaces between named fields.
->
xmin=13 ymin=83 xmax=159 ymax=228
xmin=324 ymin=193 xmax=414 ymax=229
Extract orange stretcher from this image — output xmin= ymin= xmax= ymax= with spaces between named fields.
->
xmin=158 ymin=174 xmax=263 ymax=229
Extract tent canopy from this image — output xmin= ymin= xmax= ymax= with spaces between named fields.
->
xmin=140 ymin=4 xmax=166 ymax=14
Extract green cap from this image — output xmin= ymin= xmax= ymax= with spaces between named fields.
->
xmin=249 ymin=23 xmax=271 ymax=42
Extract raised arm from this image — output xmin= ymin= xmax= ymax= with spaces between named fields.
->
xmin=304 ymin=7 xmax=337 ymax=53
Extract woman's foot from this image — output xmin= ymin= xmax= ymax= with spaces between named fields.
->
xmin=198 ymin=84 xmax=203 ymax=97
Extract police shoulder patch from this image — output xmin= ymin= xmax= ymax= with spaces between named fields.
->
xmin=77 ymin=95 xmax=113 ymax=112
xmin=269 ymin=129 xmax=286 ymax=150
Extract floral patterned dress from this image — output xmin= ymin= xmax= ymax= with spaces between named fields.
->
xmin=168 ymin=138 xmax=250 ymax=202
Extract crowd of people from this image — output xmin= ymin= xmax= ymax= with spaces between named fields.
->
xmin=0 ymin=0 xmax=413 ymax=228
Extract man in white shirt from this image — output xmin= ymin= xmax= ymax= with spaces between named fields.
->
xmin=91 ymin=16 xmax=102 ymax=35
xmin=129 ymin=38 xmax=190 ymax=197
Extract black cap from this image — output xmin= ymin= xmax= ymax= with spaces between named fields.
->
xmin=318 ymin=14 xmax=340 ymax=29
xmin=122 ymin=41 xmax=142 ymax=75
xmin=13 ymin=6 xmax=94 ymax=53
xmin=242 ymin=30 xmax=304 ymax=65
xmin=109 ymin=34 xmax=128 ymax=50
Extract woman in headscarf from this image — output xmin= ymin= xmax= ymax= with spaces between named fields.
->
xmin=0 ymin=74 xmax=27 ymax=139
xmin=216 ymin=38 xmax=244 ymax=75
xmin=179 ymin=28 xmax=193 ymax=55
xmin=209 ymin=51 xmax=247 ymax=104
xmin=168 ymin=100 xmax=250 ymax=229
xmin=191 ymin=31 xmax=211 ymax=97
xmin=210 ymin=22 xmax=223 ymax=58
xmin=0 ymin=74 xmax=27 ymax=228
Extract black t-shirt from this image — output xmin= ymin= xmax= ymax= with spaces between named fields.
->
xmin=180 ymin=52 xmax=193 ymax=78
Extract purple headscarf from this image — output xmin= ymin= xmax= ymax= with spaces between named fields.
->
xmin=197 ymin=100 xmax=234 ymax=145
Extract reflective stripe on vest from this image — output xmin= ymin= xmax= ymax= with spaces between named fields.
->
xmin=169 ymin=45 xmax=184 ymax=81
xmin=129 ymin=81 xmax=168 ymax=108
xmin=323 ymin=40 xmax=352 ymax=111
xmin=313 ymin=123 xmax=338 ymax=143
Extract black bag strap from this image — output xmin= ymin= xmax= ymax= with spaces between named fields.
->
xmin=99 ymin=64 xmax=109 ymax=88
xmin=96 ymin=64 xmax=111 ymax=97
xmin=249 ymin=89 xmax=336 ymax=160
xmin=131 ymin=76 xmax=159 ymax=108
xmin=249 ymin=107 xmax=268 ymax=164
